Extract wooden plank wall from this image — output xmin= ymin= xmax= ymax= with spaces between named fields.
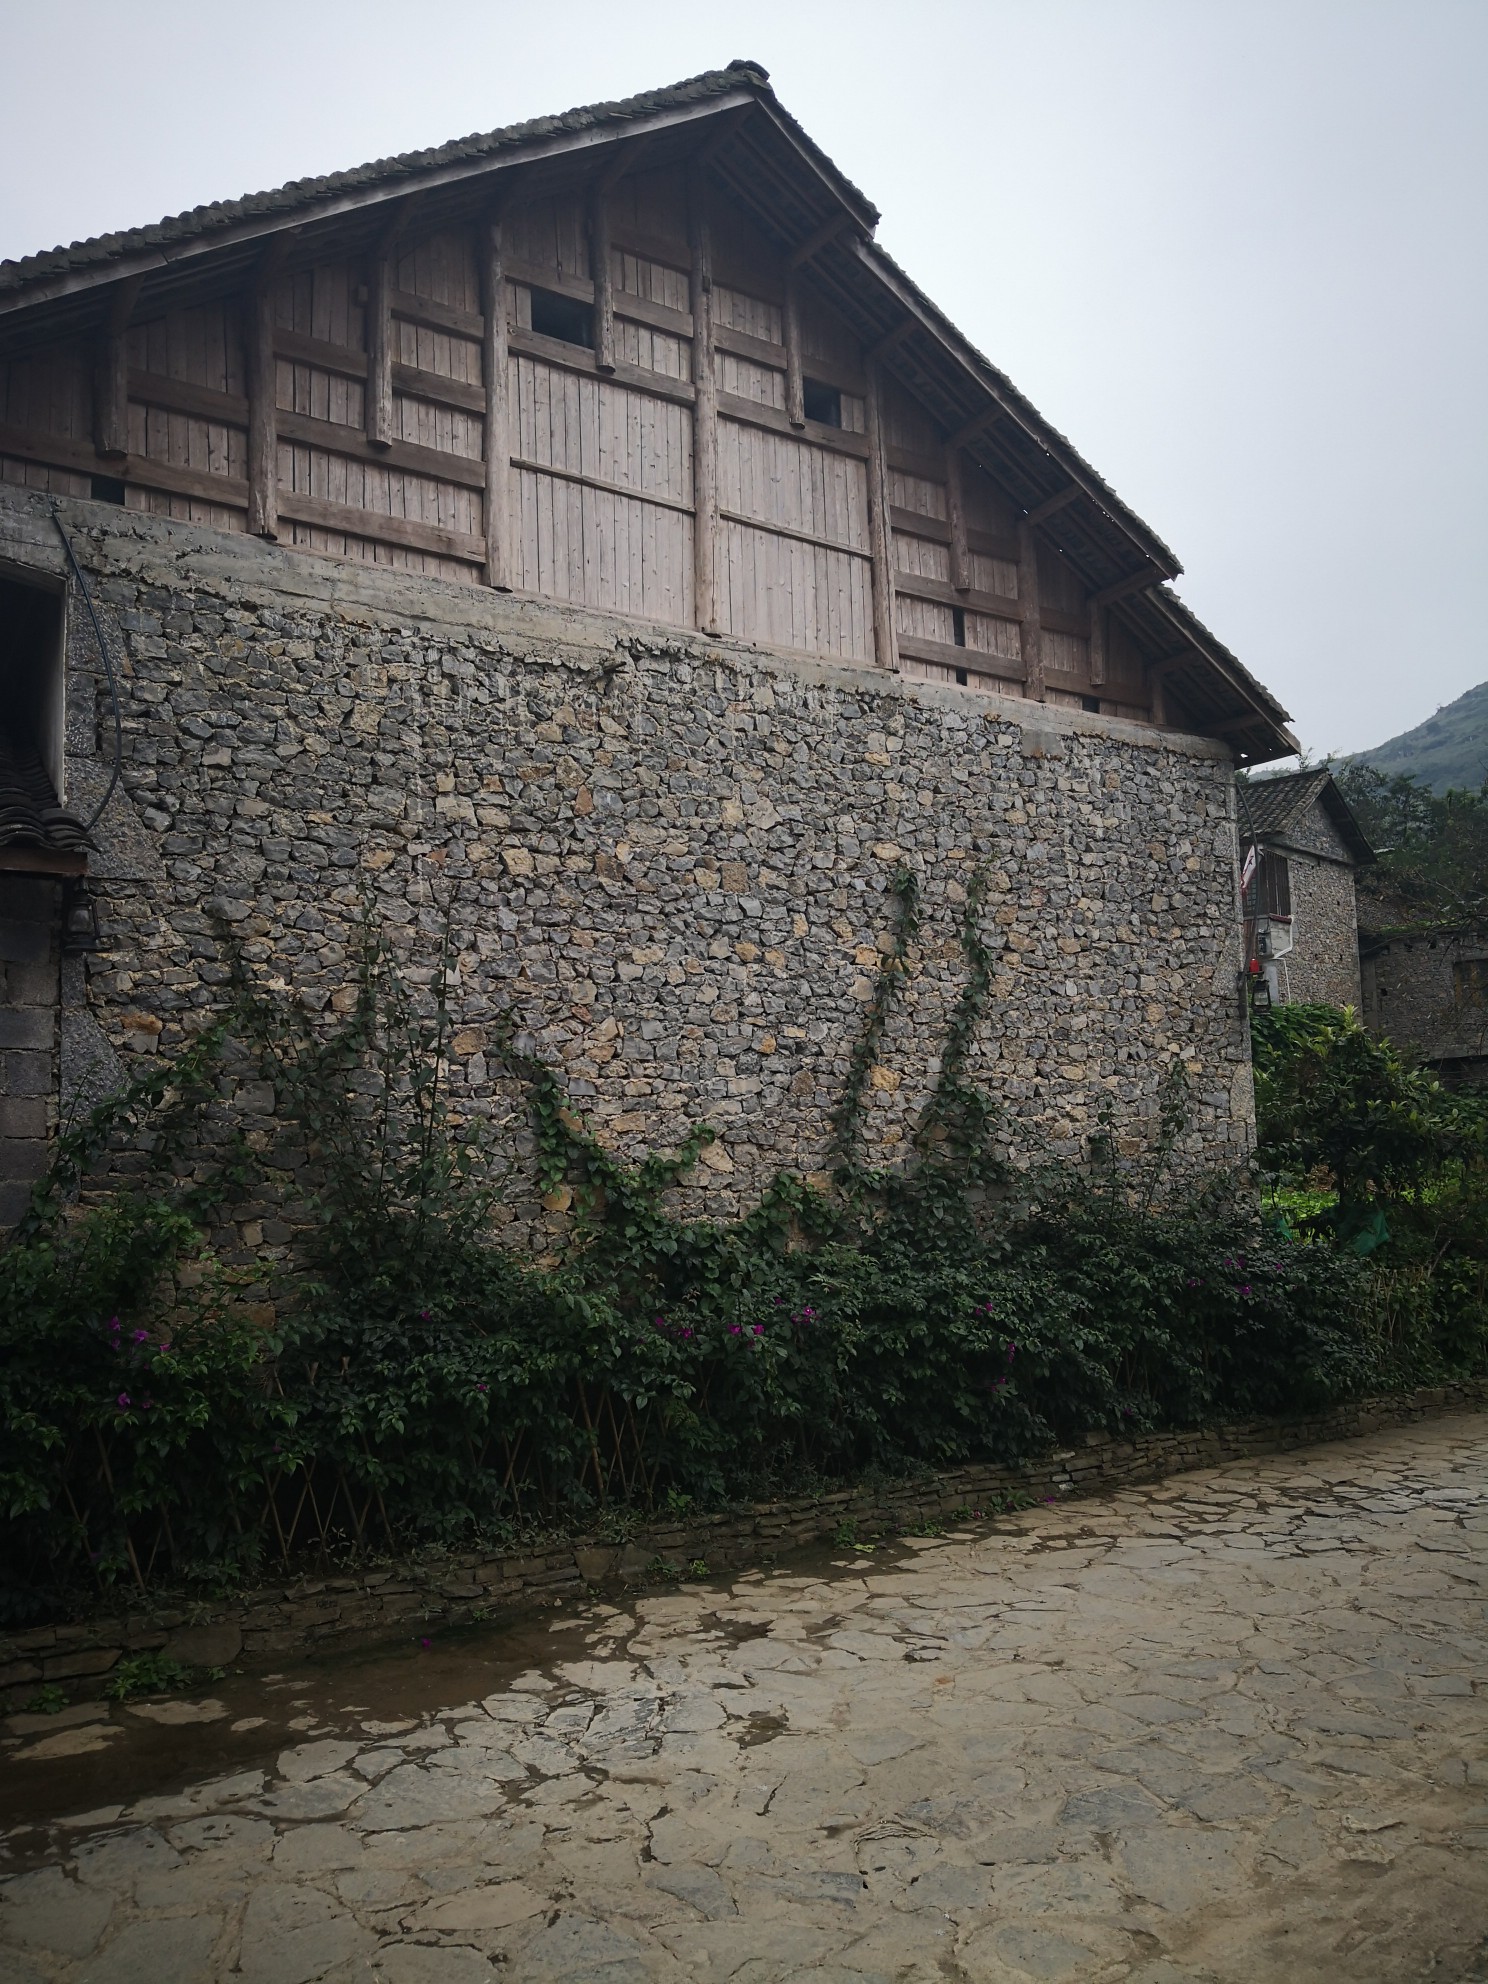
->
xmin=0 ymin=166 xmax=1150 ymax=718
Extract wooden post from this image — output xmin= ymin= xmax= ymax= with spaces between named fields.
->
xmin=783 ymin=275 xmax=805 ymax=428
xmin=1017 ymin=519 xmax=1045 ymax=701
xmin=246 ymin=263 xmax=279 ymax=539
xmin=865 ymin=362 xmax=897 ymax=671
xmin=689 ymin=191 xmax=719 ymax=635
xmin=1149 ymin=669 xmax=1168 ymax=727
xmin=945 ymin=444 xmax=970 ymax=594
xmin=366 ymin=227 xmax=397 ymax=450
xmin=482 ymin=215 xmax=512 ymax=590
xmin=591 ymin=185 xmax=615 ymax=374
xmin=94 ymin=275 xmax=142 ymax=460
xmin=1088 ymin=599 xmax=1106 ymax=688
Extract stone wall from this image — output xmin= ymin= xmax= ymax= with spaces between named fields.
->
xmin=1362 ymin=930 xmax=1488 ymax=1086
xmin=3 ymin=1380 xmax=1482 ymax=1707
xmin=1281 ymin=849 xmax=1362 ymax=1008
xmin=0 ymin=874 xmax=60 ymax=1226
xmin=0 ymin=489 xmax=1254 ymax=1251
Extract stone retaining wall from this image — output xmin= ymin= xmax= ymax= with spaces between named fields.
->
xmin=4 ymin=1379 xmax=1482 ymax=1711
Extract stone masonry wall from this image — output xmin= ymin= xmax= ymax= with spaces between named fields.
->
xmin=0 ymin=874 xmax=61 ymax=1226
xmin=1362 ymin=931 xmax=1488 ymax=1082
xmin=0 ymin=491 xmax=1253 ymax=1251
xmin=1281 ymin=851 xmax=1362 ymax=1008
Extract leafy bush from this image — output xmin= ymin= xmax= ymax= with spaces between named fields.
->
xmin=3 ymin=901 xmax=1481 ymax=1615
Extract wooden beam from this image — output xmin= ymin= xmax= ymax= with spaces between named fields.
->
xmin=1088 ymin=599 xmax=1106 ymax=688
xmin=276 ymin=489 xmax=484 ymax=563
xmin=865 ymin=361 xmax=898 ymax=671
xmin=949 ymin=406 xmax=1002 ymax=453
xmin=129 ymin=370 xmax=249 ymax=426
xmin=788 ymin=210 xmax=856 ymax=269
xmin=1091 ymin=564 xmax=1162 ymax=607
xmin=94 ymin=276 xmax=142 ymax=459
xmin=689 ymin=187 xmax=719 ymax=636
xmin=1017 ymin=518 xmax=1045 ymax=701
xmin=365 ymin=221 xmax=401 ymax=450
xmin=1024 ymin=484 xmax=1080 ymax=527
xmin=1149 ymin=672 xmax=1168 ymax=727
xmin=246 ymin=267 xmax=279 ymax=538
xmin=274 ymin=410 xmax=486 ymax=488
xmin=945 ymin=444 xmax=970 ymax=593
xmin=590 ymin=184 xmax=615 ymax=374
xmin=866 ymin=317 xmax=915 ymax=365
xmin=481 ymin=214 xmax=512 ymax=590
xmin=783 ymin=273 xmax=805 ymax=428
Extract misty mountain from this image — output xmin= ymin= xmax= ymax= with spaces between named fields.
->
xmin=1349 ymin=681 xmax=1488 ymax=794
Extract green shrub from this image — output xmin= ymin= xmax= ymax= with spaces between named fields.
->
xmin=2 ymin=902 xmax=1481 ymax=1616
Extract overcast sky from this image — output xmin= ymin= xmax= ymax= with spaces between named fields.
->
xmin=4 ymin=0 xmax=1484 ymax=758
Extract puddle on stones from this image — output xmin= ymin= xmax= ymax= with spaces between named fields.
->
xmin=0 ymin=1528 xmax=938 ymax=1850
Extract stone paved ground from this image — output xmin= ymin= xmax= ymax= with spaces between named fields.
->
xmin=2 ymin=1414 xmax=1486 ymax=1984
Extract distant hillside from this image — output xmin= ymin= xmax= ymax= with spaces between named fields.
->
xmin=1350 ymin=680 xmax=1488 ymax=793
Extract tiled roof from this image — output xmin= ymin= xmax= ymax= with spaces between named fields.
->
xmin=0 ymin=62 xmax=816 ymax=298
xmin=1241 ymin=768 xmax=1374 ymax=863
xmin=0 ymin=735 xmax=91 ymax=855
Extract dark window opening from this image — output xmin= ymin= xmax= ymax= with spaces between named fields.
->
xmin=951 ymin=605 xmax=967 ymax=649
xmin=802 ymin=377 xmax=841 ymax=427
xmin=1081 ymin=695 xmax=1101 ymax=714
xmin=0 ymin=571 xmax=68 ymax=810
xmin=954 ymin=667 xmax=968 ymax=687
xmin=90 ymin=475 xmax=126 ymax=505
xmin=1242 ymin=849 xmax=1292 ymax=920
xmin=1453 ymin=959 xmax=1488 ymax=1008
xmin=528 ymin=287 xmax=594 ymax=350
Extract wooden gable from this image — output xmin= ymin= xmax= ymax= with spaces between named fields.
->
xmin=0 ymin=62 xmax=1295 ymax=760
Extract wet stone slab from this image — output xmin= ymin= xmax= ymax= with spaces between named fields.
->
xmin=2 ymin=1414 xmax=1487 ymax=1983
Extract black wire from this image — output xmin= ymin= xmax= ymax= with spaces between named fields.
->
xmin=51 ymin=505 xmax=123 ymax=833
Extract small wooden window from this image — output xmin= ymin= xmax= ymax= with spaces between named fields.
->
xmin=1453 ymin=959 xmax=1488 ymax=1008
xmin=802 ymin=378 xmax=841 ymax=428
xmin=1081 ymin=695 xmax=1100 ymax=714
xmin=1243 ymin=850 xmax=1292 ymax=919
xmin=90 ymin=475 xmax=126 ymax=505
xmin=528 ymin=287 xmax=593 ymax=350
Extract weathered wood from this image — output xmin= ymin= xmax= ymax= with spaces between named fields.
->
xmin=509 ymin=326 xmax=697 ymax=408
xmin=788 ymin=211 xmax=855 ymax=269
xmin=867 ymin=317 xmax=916 ymax=364
xmin=897 ymin=632 xmax=1022 ymax=681
xmin=1025 ymin=484 xmax=1080 ymax=527
xmin=718 ymin=389 xmax=869 ymax=458
xmin=783 ymin=274 xmax=805 ymax=428
xmin=277 ymin=488 xmax=484 ymax=562
xmin=865 ymin=361 xmax=898 ymax=670
xmin=717 ymin=504 xmax=872 ymax=560
xmin=1017 ymin=519 xmax=1045 ymax=700
xmin=689 ymin=189 xmax=719 ymax=635
xmin=129 ymin=369 xmax=250 ymax=426
xmin=389 ymin=287 xmax=484 ymax=340
xmin=481 ymin=215 xmax=512 ymax=589
xmin=94 ymin=275 xmax=143 ymax=458
xmin=276 ymin=408 xmax=485 ymax=488
xmin=590 ymin=185 xmax=616 ymax=374
xmin=366 ymin=222 xmax=404 ymax=450
xmin=945 ymin=445 xmax=970 ymax=593
xmin=245 ymin=254 xmax=281 ymax=538
xmin=1088 ymin=599 xmax=1106 ymax=687
xmin=1091 ymin=563 xmax=1161 ymax=607
xmin=949 ymin=407 xmax=1002 ymax=452
xmin=1149 ymin=670 xmax=1168 ymax=726
xmin=515 ymin=454 xmax=694 ymax=516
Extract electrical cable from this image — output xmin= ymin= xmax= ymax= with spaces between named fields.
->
xmin=50 ymin=505 xmax=123 ymax=833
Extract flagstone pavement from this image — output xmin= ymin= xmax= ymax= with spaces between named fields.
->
xmin=2 ymin=1413 xmax=1486 ymax=1983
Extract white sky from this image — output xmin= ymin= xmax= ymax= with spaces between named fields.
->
xmin=3 ymin=0 xmax=1484 ymax=757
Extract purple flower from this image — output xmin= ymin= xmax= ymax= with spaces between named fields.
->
xmin=752 ymin=1324 xmax=764 ymax=1337
xmin=419 ymin=1309 xmax=431 ymax=1321
xmin=1239 ymin=1283 xmax=1252 ymax=1296
xmin=475 ymin=1383 xmax=488 ymax=1393
xmin=132 ymin=1328 xmax=149 ymax=1343
xmin=116 ymin=1392 xmax=131 ymax=1409
xmin=419 ymin=1636 xmax=432 ymax=1650
xmin=728 ymin=1324 xmax=742 ymax=1336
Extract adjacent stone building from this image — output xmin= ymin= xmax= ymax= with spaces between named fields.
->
xmin=1238 ymin=769 xmax=1374 ymax=1009
xmin=1361 ymin=931 xmax=1488 ymax=1089
xmin=0 ymin=62 xmax=1296 ymax=1232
